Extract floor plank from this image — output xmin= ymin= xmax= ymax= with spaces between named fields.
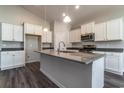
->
xmin=0 ymin=62 xmax=124 ymax=88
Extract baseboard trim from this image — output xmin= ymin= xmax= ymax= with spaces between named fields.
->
xmin=26 ymin=60 xmax=40 ymax=63
xmin=105 ymin=69 xmax=123 ymax=76
xmin=1 ymin=64 xmax=25 ymax=71
xmin=40 ymin=68 xmax=66 ymax=88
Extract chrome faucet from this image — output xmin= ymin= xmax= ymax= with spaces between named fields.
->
xmin=57 ymin=41 xmax=66 ymax=53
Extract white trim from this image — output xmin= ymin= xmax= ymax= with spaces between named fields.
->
xmin=26 ymin=60 xmax=40 ymax=63
xmin=105 ymin=69 xmax=123 ymax=75
xmin=1 ymin=64 xmax=25 ymax=70
xmin=40 ymin=68 xmax=66 ymax=88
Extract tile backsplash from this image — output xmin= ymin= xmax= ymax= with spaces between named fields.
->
xmin=2 ymin=41 xmax=24 ymax=48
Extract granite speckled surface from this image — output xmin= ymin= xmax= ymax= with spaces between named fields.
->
xmin=36 ymin=50 xmax=105 ymax=64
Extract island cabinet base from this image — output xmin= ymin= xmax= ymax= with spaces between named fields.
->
xmin=40 ymin=54 xmax=104 ymax=88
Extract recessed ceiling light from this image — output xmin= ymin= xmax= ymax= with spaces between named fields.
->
xmin=75 ymin=5 xmax=80 ymax=9
xmin=62 ymin=13 xmax=66 ymax=17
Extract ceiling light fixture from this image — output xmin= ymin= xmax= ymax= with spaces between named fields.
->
xmin=63 ymin=16 xmax=71 ymax=23
xmin=63 ymin=6 xmax=71 ymax=23
xmin=43 ymin=28 xmax=48 ymax=32
xmin=43 ymin=6 xmax=48 ymax=32
xmin=75 ymin=5 xmax=80 ymax=9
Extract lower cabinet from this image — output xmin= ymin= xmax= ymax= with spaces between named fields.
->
xmin=93 ymin=51 xmax=124 ymax=75
xmin=105 ymin=52 xmax=123 ymax=75
xmin=1 ymin=51 xmax=25 ymax=70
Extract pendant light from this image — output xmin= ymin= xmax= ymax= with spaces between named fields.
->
xmin=43 ymin=5 xmax=48 ymax=32
xmin=63 ymin=5 xmax=71 ymax=23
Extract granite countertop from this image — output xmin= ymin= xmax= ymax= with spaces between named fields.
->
xmin=1 ymin=48 xmax=24 ymax=51
xmin=67 ymin=47 xmax=124 ymax=53
xmin=35 ymin=50 xmax=105 ymax=64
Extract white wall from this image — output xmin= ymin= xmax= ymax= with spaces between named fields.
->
xmin=54 ymin=21 xmax=71 ymax=50
xmin=0 ymin=5 xmax=50 ymax=28
xmin=72 ymin=7 xmax=124 ymax=48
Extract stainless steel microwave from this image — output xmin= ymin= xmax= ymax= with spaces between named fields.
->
xmin=81 ymin=33 xmax=95 ymax=41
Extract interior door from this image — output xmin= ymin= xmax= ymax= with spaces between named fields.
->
xmin=26 ymin=35 xmax=40 ymax=63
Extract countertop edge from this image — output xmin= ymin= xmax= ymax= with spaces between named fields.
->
xmin=35 ymin=51 xmax=105 ymax=65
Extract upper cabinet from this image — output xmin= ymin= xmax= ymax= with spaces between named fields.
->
xmin=24 ymin=23 xmax=42 ymax=36
xmin=1 ymin=23 xmax=23 ymax=42
xmin=13 ymin=25 xmax=23 ymax=42
xmin=1 ymin=23 xmax=13 ymax=41
xmin=95 ymin=17 xmax=123 ymax=41
xmin=94 ymin=22 xmax=107 ymax=41
xmin=42 ymin=31 xmax=52 ymax=43
xmin=106 ymin=18 xmax=123 ymax=40
xmin=69 ymin=28 xmax=81 ymax=43
xmin=81 ymin=22 xmax=95 ymax=35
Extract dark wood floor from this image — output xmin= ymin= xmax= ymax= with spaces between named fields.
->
xmin=0 ymin=62 xmax=58 ymax=88
xmin=0 ymin=62 xmax=124 ymax=88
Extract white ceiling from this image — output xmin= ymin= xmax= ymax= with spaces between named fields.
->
xmin=21 ymin=5 xmax=122 ymax=27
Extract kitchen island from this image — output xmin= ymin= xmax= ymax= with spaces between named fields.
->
xmin=36 ymin=50 xmax=105 ymax=88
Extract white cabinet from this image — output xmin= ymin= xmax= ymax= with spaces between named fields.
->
xmin=95 ymin=22 xmax=107 ymax=41
xmin=107 ymin=18 xmax=123 ymax=40
xmin=105 ymin=52 xmax=123 ymax=75
xmin=14 ymin=51 xmax=25 ymax=66
xmin=1 ymin=23 xmax=23 ymax=42
xmin=1 ymin=23 xmax=13 ymax=41
xmin=1 ymin=51 xmax=14 ymax=69
xmin=42 ymin=31 xmax=52 ymax=43
xmin=81 ymin=22 xmax=95 ymax=35
xmin=34 ymin=25 xmax=42 ymax=35
xmin=69 ymin=28 xmax=81 ymax=42
xmin=94 ymin=18 xmax=123 ymax=41
xmin=13 ymin=25 xmax=23 ymax=41
xmin=25 ymin=23 xmax=34 ymax=34
xmin=47 ymin=31 xmax=52 ymax=43
xmin=1 ymin=51 xmax=25 ymax=70
xmin=25 ymin=23 xmax=42 ymax=35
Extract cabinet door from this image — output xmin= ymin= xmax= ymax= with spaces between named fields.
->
xmin=70 ymin=29 xmax=81 ymax=42
xmin=1 ymin=52 xmax=13 ymax=69
xmin=69 ymin=31 xmax=73 ymax=42
xmin=107 ymin=18 xmax=123 ymax=40
xmin=81 ymin=22 xmax=95 ymax=34
xmin=13 ymin=25 xmax=23 ymax=42
xmin=35 ymin=25 xmax=42 ymax=35
xmin=14 ymin=51 xmax=25 ymax=66
xmin=81 ymin=24 xmax=86 ymax=35
xmin=2 ymin=23 xmax=13 ymax=41
xmin=69 ymin=30 xmax=74 ymax=42
xmin=25 ymin=23 xmax=35 ymax=34
xmin=105 ymin=53 xmax=121 ymax=72
xmin=47 ymin=31 xmax=52 ymax=43
xmin=86 ymin=22 xmax=94 ymax=33
xmin=95 ymin=22 xmax=107 ymax=41
xmin=42 ymin=31 xmax=47 ymax=43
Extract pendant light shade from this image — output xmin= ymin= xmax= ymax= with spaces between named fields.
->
xmin=63 ymin=6 xmax=71 ymax=23
xmin=43 ymin=28 xmax=48 ymax=32
xmin=43 ymin=6 xmax=48 ymax=32
xmin=63 ymin=15 xmax=71 ymax=23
